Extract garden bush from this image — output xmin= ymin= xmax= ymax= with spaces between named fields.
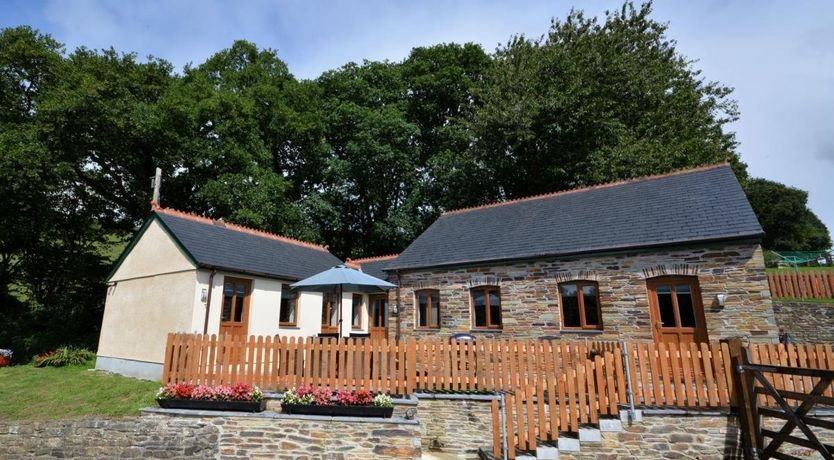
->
xmin=34 ymin=346 xmax=96 ymax=367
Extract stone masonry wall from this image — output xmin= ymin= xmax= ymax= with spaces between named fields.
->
xmin=563 ymin=412 xmax=834 ymax=460
xmin=0 ymin=417 xmax=219 ymax=459
xmin=415 ymin=396 xmax=494 ymax=455
xmin=0 ymin=413 xmax=421 ymax=460
xmin=204 ymin=414 xmax=421 ymax=459
xmin=773 ymin=300 xmax=834 ymax=343
xmin=390 ymin=241 xmax=777 ymax=342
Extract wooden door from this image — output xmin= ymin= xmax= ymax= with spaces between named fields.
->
xmin=368 ymin=294 xmax=388 ymax=341
xmin=219 ymin=277 xmax=252 ymax=337
xmin=647 ymin=276 xmax=708 ymax=344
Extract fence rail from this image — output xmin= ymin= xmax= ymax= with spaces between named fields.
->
xmin=768 ymin=271 xmax=834 ymax=299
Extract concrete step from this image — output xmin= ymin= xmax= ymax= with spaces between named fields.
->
xmin=480 ymin=413 xmax=640 ymax=459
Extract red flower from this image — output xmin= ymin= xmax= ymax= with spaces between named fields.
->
xmin=230 ymin=382 xmax=254 ymax=401
xmin=173 ymin=382 xmax=195 ymax=399
xmin=354 ymin=390 xmax=373 ymax=406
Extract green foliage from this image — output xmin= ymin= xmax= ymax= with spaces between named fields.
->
xmin=34 ymin=347 xmax=96 ymax=367
xmin=469 ymin=3 xmax=743 ymax=200
xmin=745 ymin=179 xmax=831 ymax=251
xmin=0 ymin=3 xmax=828 ymax=360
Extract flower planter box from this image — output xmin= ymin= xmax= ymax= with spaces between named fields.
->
xmin=281 ymin=404 xmax=393 ymax=418
xmin=0 ymin=356 xmax=10 ymax=367
xmin=157 ymin=399 xmax=266 ymax=412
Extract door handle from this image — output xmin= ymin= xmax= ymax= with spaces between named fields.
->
xmin=655 ymin=321 xmax=663 ymax=330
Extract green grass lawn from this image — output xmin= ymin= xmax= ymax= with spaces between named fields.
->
xmin=0 ymin=361 xmax=159 ymax=421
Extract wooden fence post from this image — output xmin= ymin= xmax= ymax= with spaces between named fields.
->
xmin=728 ymin=338 xmax=760 ymax=460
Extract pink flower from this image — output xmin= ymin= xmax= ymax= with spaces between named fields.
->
xmin=335 ymin=389 xmax=358 ymax=406
xmin=214 ymin=385 xmax=233 ymax=401
xmin=191 ymin=385 xmax=216 ymax=400
xmin=310 ymin=387 xmax=333 ymax=405
xmin=296 ymin=385 xmax=314 ymax=399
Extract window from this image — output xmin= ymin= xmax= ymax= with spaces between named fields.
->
xmin=415 ymin=289 xmax=440 ymax=329
xmin=471 ymin=286 xmax=502 ymax=329
xmin=279 ymin=284 xmax=297 ymax=326
xmin=321 ymin=292 xmax=338 ymax=333
xmin=369 ymin=294 xmax=387 ymax=328
xmin=559 ymin=281 xmax=602 ymax=330
xmin=352 ymin=294 xmax=363 ymax=329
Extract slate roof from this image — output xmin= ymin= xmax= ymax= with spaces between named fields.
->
xmin=387 ymin=164 xmax=763 ymax=272
xmin=152 ymin=208 xmax=343 ymax=281
xmin=347 ymin=255 xmax=399 ymax=281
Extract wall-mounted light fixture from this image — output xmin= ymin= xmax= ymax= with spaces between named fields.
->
xmin=716 ymin=294 xmax=726 ymax=307
xmin=201 ymin=288 xmax=209 ymax=303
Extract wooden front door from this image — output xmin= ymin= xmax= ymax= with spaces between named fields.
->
xmin=219 ymin=277 xmax=251 ymax=337
xmin=647 ymin=276 xmax=708 ymax=344
xmin=368 ymin=294 xmax=388 ymax=341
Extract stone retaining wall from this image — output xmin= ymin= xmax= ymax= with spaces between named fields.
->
xmin=773 ymin=300 xmax=834 ymax=343
xmin=0 ymin=411 xmax=421 ymax=460
xmin=562 ymin=412 xmax=834 ymax=460
xmin=0 ymin=417 xmax=218 ymax=459
xmin=415 ymin=395 xmax=495 ymax=455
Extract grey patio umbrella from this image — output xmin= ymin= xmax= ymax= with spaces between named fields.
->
xmin=290 ymin=264 xmax=396 ymax=336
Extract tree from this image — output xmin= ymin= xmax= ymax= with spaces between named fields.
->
xmin=164 ymin=41 xmax=319 ymax=240
xmin=309 ymin=61 xmax=422 ymax=258
xmin=401 ymin=43 xmax=492 ymax=210
xmin=745 ymin=178 xmax=831 ymax=251
xmin=0 ymin=27 xmax=109 ymax=359
xmin=469 ymin=2 xmax=743 ymax=200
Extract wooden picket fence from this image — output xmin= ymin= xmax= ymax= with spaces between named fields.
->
xmin=161 ymin=333 xmax=834 ymax=458
xmin=767 ymin=271 xmax=834 ymax=299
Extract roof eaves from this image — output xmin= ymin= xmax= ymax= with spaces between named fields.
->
xmin=195 ymin=263 xmax=302 ymax=282
xmin=386 ymin=231 xmax=763 ymax=273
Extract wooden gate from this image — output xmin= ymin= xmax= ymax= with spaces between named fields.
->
xmin=735 ymin=348 xmax=834 ymax=459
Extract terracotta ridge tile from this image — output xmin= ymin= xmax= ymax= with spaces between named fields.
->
xmin=442 ymin=162 xmax=731 ymax=216
xmin=346 ymin=254 xmax=400 ymax=265
xmin=153 ymin=206 xmax=330 ymax=252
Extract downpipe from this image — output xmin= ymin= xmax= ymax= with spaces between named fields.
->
xmin=620 ymin=340 xmax=636 ymax=422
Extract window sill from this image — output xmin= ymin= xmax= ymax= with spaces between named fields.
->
xmin=279 ymin=324 xmax=299 ymax=329
xmin=414 ymin=327 xmax=440 ymax=331
xmin=560 ymin=329 xmax=604 ymax=335
xmin=469 ymin=328 xmax=503 ymax=333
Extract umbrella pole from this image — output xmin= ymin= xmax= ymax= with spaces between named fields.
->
xmin=338 ymin=285 xmax=343 ymax=337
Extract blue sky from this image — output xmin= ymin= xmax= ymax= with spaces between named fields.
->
xmin=3 ymin=0 xmax=833 ymax=235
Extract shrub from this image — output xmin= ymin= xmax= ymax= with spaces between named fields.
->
xmin=34 ymin=347 xmax=96 ymax=367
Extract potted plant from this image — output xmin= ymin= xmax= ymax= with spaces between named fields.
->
xmin=0 ymin=349 xmax=11 ymax=367
xmin=156 ymin=382 xmax=266 ymax=412
xmin=280 ymin=386 xmax=394 ymax=418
